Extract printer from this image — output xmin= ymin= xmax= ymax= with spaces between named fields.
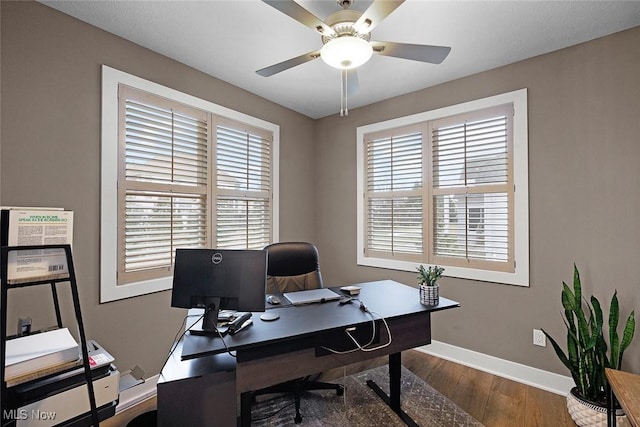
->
xmin=5 ymin=340 xmax=119 ymax=427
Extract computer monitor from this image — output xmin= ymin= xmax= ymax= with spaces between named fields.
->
xmin=171 ymin=248 xmax=267 ymax=334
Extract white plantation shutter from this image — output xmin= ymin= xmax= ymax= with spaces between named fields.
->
xmin=364 ymin=124 xmax=425 ymax=260
xmin=431 ymin=104 xmax=514 ymax=271
xmin=214 ymin=118 xmax=272 ymax=249
xmin=361 ymin=104 xmax=515 ymax=272
xmin=118 ymin=85 xmax=210 ymax=284
xmin=105 ymin=68 xmax=280 ymax=300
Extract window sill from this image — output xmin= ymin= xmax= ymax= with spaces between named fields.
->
xmin=100 ymin=275 xmax=172 ymax=303
xmin=356 ymin=255 xmax=529 ymax=287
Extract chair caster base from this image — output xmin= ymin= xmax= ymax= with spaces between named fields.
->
xmin=294 ymin=414 xmax=303 ymax=424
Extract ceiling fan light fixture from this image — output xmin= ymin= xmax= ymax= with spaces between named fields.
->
xmin=320 ymin=36 xmax=373 ymax=69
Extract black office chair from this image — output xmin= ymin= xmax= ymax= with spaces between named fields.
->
xmin=255 ymin=241 xmax=344 ymax=424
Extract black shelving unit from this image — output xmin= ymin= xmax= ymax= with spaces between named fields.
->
xmin=1 ymin=244 xmax=99 ymax=427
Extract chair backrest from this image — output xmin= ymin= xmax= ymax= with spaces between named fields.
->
xmin=264 ymin=242 xmax=323 ymax=294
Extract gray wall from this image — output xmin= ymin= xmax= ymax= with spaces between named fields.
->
xmin=2 ymin=1 xmax=640 ymax=380
xmin=314 ymin=25 xmax=640 ymax=375
xmin=1 ymin=1 xmax=316 ymax=375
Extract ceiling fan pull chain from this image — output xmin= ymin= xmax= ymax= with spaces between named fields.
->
xmin=340 ymin=69 xmax=349 ymax=116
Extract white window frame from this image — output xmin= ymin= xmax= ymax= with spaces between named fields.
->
xmin=101 ymin=65 xmax=280 ymax=302
xmin=356 ymin=89 xmax=529 ymax=286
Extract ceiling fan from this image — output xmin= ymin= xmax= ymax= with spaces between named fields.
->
xmin=256 ymin=0 xmax=451 ymax=116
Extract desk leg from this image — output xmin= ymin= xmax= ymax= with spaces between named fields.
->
xmin=607 ymin=383 xmax=616 ymax=427
xmin=389 ymin=352 xmax=401 ymax=411
xmin=240 ymin=391 xmax=252 ymax=427
xmin=366 ymin=352 xmax=418 ymax=427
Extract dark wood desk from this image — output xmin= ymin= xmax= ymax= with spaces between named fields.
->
xmin=607 ymin=368 xmax=640 ymax=427
xmin=158 ymin=280 xmax=459 ymax=426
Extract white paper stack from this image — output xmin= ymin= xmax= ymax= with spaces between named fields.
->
xmin=5 ymin=328 xmax=79 ymax=381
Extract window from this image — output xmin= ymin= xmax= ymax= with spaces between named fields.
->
xmin=101 ymin=66 xmax=279 ymax=302
xmin=357 ymin=89 xmax=528 ymax=286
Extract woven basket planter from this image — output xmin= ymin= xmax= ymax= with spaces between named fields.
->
xmin=566 ymin=388 xmax=628 ymax=427
xmin=419 ymin=283 xmax=439 ymax=306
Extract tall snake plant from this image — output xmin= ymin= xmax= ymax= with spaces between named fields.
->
xmin=542 ymin=264 xmax=635 ymax=404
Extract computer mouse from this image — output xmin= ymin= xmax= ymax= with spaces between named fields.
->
xmin=267 ymin=295 xmax=281 ymax=305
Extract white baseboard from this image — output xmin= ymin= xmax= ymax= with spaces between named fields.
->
xmin=115 ymin=374 xmax=159 ymax=414
xmin=418 ymin=340 xmax=574 ymax=396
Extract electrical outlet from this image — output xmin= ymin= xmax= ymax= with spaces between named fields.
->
xmin=17 ymin=317 xmax=32 ymax=336
xmin=533 ymin=329 xmax=546 ymax=347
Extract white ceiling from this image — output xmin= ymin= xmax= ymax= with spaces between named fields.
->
xmin=40 ymin=0 xmax=640 ymax=119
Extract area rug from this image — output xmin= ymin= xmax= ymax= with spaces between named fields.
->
xmin=251 ymin=365 xmax=484 ymax=426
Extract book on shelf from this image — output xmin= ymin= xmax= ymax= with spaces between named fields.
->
xmin=0 ymin=207 xmax=74 ymax=284
xmin=4 ymin=328 xmax=80 ymax=383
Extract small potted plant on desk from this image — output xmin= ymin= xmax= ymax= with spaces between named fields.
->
xmin=417 ymin=265 xmax=444 ymax=306
xmin=542 ymin=264 xmax=635 ymax=427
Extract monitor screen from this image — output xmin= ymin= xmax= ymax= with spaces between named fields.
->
xmin=171 ymin=248 xmax=267 ymax=333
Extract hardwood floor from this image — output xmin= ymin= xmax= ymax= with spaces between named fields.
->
xmin=102 ymin=349 xmax=577 ymax=426
xmin=401 ymin=350 xmax=577 ymax=427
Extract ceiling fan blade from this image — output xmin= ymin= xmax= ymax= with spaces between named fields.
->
xmin=346 ymin=69 xmax=360 ymax=96
xmin=256 ymin=49 xmax=321 ymax=77
xmin=262 ymin=0 xmax=336 ymax=37
xmin=371 ymin=41 xmax=451 ymax=64
xmin=353 ymin=0 xmax=404 ymax=35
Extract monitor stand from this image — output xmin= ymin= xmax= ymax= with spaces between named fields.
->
xmin=190 ymin=297 xmax=221 ymax=336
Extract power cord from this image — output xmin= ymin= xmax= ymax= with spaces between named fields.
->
xmin=160 ymin=308 xmax=237 ymax=379
xmin=320 ymin=299 xmax=392 ymax=355
xmin=199 ymin=307 xmax=237 ymax=358
xmin=349 ymin=309 xmax=391 ymax=352
xmin=159 ymin=312 xmax=195 ymax=379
